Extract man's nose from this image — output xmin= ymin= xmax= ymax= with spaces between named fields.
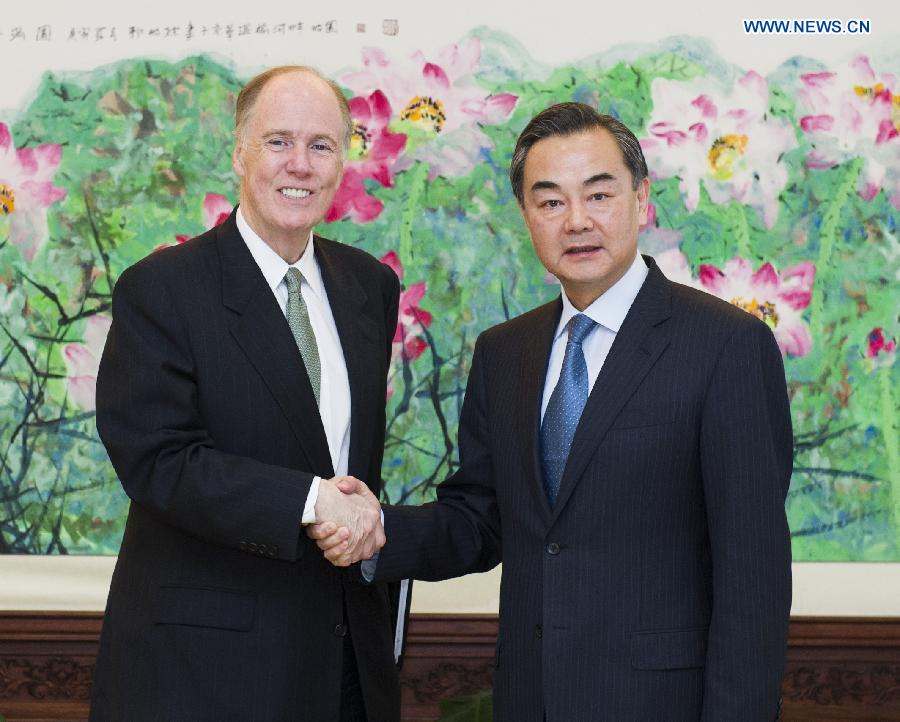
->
xmin=285 ymin=146 xmax=313 ymax=175
xmin=564 ymin=200 xmax=593 ymax=232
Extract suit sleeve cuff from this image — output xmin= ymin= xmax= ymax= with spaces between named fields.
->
xmin=301 ymin=476 xmax=321 ymax=525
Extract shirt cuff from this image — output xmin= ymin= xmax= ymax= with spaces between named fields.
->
xmin=360 ymin=555 xmax=379 ymax=582
xmin=301 ymin=476 xmax=321 ymax=525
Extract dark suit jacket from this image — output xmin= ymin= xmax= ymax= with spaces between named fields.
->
xmin=373 ymin=256 xmax=793 ymax=721
xmin=91 ymin=211 xmax=402 ymax=721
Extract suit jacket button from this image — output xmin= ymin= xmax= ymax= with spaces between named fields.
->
xmin=534 ymin=624 xmax=543 ymax=639
xmin=248 ymin=542 xmax=258 ymax=553
xmin=547 ymin=542 xmax=560 ymax=555
xmin=238 ymin=541 xmax=247 ymax=551
xmin=333 ymin=623 xmax=348 ymax=637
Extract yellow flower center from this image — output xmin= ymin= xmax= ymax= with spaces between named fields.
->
xmin=708 ymin=134 xmax=748 ymax=181
xmin=349 ymin=121 xmax=370 ymax=161
xmin=730 ymin=296 xmax=779 ymax=328
xmin=401 ymin=96 xmax=447 ymax=134
xmin=853 ymin=82 xmax=886 ymax=99
xmin=0 ymin=184 xmax=15 ymax=215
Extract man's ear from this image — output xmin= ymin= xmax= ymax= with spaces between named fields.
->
xmin=636 ymin=177 xmax=651 ymax=225
xmin=232 ymin=142 xmax=245 ymax=177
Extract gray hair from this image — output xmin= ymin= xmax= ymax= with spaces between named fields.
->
xmin=509 ymin=102 xmax=648 ymax=204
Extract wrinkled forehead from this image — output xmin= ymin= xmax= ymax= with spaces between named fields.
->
xmin=524 ymin=128 xmax=630 ymax=188
xmin=245 ymin=72 xmax=343 ymax=133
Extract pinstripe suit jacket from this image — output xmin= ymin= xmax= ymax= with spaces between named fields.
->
xmin=374 ymin=256 xmax=792 ymax=721
xmin=90 ymin=212 xmax=402 ymax=721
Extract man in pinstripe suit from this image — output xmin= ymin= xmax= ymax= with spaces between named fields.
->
xmin=313 ymin=102 xmax=793 ymax=721
xmin=91 ymin=67 xmax=401 ymax=721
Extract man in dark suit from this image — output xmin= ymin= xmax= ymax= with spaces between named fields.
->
xmin=312 ymin=103 xmax=793 ymax=721
xmin=91 ymin=66 xmax=401 ymax=721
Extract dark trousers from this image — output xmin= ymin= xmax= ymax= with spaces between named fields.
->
xmin=339 ymin=620 xmax=367 ymax=722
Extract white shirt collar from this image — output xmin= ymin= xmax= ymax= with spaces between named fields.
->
xmin=555 ymin=252 xmax=649 ymax=340
xmin=236 ymin=206 xmax=325 ymax=300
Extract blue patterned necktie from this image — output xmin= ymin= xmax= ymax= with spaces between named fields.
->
xmin=540 ymin=313 xmax=597 ymax=505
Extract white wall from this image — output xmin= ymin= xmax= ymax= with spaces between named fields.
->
xmin=2 ymin=0 xmax=892 ymax=114
xmin=2 ymin=558 xmax=899 ymax=615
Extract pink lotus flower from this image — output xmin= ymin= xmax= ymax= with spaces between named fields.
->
xmin=797 ymin=56 xmax=900 ymax=208
xmin=641 ymin=72 xmax=797 ymax=227
xmin=654 ymin=249 xmax=815 ymax=357
xmin=0 ymin=123 xmax=67 ymax=261
xmin=326 ymin=91 xmax=407 ymax=223
xmin=158 ymin=192 xmax=232 ymax=251
xmin=380 ymin=251 xmax=433 ymax=399
xmin=698 ymin=257 xmax=816 ymax=357
xmin=62 ymin=315 xmax=112 ymax=411
xmin=343 ymin=39 xmax=517 ymax=178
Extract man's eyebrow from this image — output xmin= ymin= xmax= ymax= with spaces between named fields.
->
xmin=260 ymin=130 xmax=339 ymax=145
xmin=584 ymin=173 xmax=617 ymax=186
xmin=530 ymin=173 xmax=620 ymax=193
xmin=530 ymin=180 xmax=560 ymax=193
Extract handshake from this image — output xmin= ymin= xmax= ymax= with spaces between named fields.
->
xmin=308 ymin=476 xmax=383 ymax=567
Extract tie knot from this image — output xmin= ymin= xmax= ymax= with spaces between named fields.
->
xmin=568 ymin=313 xmax=596 ymax=345
xmin=284 ymin=267 xmax=304 ymax=292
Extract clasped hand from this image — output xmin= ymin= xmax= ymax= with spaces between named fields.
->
xmin=309 ymin=476 xmax=382 ymax=566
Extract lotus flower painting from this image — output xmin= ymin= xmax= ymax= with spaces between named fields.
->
xmin=0 ymin=28 xmax=896 ymax=561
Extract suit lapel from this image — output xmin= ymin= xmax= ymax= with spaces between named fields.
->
xmin=550 ymin=258 xmax=672 ymax=521
xmin=217 ymin=214 xmax=333 ymax=475
xmin=314 ymin=236 xmax=381 ymax=480
xmin=517 ymin=299 xmax=562 ymax=525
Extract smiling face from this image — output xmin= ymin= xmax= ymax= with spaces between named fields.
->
xmin=232 ymin=71 xmax=345 ymax=259
xmin=521 ymin=127 xmax=650 ymax=310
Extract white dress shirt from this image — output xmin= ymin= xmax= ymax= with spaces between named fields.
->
xmin=236 ymin=208 xmax=351 ymax=523
xmin=540 ymin=253 xmax=649 ymax=421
